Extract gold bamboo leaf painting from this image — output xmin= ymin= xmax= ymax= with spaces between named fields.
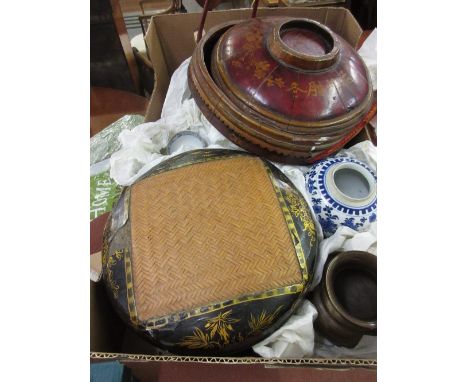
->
xmin=285 ymin=190 xmax=316 ymax=245
xmin=248 ymin=306 xmax=283 ymax=334
xmin=177 ymin=327 xmax=217 ymax=349
xmin=177 ymin=306 xmax=285 ymax=349
xmin=204 ymin=310 xmax=240 ymax=343
xmin=177 ymin=310 xmax=240 ymax=349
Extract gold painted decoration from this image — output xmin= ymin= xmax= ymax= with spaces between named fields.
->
xmin=285 ymin=189 xmax=316 ymax=246
xmin=204 ymin=311 xmax=241 ymax=343
xmin=248 ymin=306 xmax=283 ymax=335
xmin=178 ymin=307 xmax=284 ymax=350
xmin=105 ymin=249 xmax=127 ymax=299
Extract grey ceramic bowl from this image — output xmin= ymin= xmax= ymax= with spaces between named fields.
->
xmin=167 ymin=131 xmax=208 ymax=155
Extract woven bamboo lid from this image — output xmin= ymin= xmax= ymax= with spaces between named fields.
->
xmin=102 ymin=150 xmax=318 ymax=355
xmin=129 ymin=155 xmax=302 ymax=320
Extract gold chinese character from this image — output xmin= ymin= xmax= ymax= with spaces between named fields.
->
xmin=307 ymin=81 xmax=324 ymax=97
xmin=254 ymin=61 xmax=270 ymax=79
xmin=274 ymin=77 xmax=285 ymax=88
xmin=288 ymin=81 xmax=300 ymax=95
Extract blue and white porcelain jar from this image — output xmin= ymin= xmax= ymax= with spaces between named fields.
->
xmin=304 ymin=157 xmax=377 ymax=237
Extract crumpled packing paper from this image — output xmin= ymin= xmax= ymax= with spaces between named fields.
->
xmin=91 ymin=114 xmax=145 ymax=166
xmin=108 ymin=57 xmax=377 ymax=359
xmin=358 ymin=28 xmax=377 ymax=91
xmin=253 ymin=300 xmax=317 ymax=358
xmin=311 ymin=222 xmax=377 ymax=291
xmin=314 ymin=333 xmax=377 ymax=359
xmin=109 ymin=58 xmax=238 ymax=186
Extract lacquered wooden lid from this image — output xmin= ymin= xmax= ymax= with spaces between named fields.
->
xmin=212 ymin=17 xmax=370 ymax=124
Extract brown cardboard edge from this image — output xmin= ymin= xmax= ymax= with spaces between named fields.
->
xmin=90 ymin=352 xmax=376 ymax=369
xmin=342 ymin=8 xmax=363 ymax=48
xmin=144 ymin=20 xmax=170 ymax=122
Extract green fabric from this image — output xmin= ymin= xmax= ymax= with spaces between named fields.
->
xmin=90 ymin=362 xmax=124 ymax=382
xmin=90 ymin=114 xmax=145 ymax=165
xmin=90 ymin=114 xmax=142 ymax=220
xmin=90 ymin=361 xmax=138 ymax=382
xmin=90 ymin=170 xmax=122 ymax=221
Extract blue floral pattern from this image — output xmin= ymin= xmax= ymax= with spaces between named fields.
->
xmin=305 ymin=157 xmax=377 ymax=237
xmin=318 ymin=206 xmax=340 ymax=236
xmin=306 ymin=172 xmax=317 ymax=194
xmin=342 ymin=217 xmax=364 ymax=230
xmin=311 ymin=197 xmax=322 ymax=213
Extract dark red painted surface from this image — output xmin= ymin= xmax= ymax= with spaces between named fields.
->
xmin=90 ymin=212 xmax=109 ymax=255
xmin=282 ymin=28 xmax=328 ymax=55
xmin=217 ymin=18 xmax=370 ymax=122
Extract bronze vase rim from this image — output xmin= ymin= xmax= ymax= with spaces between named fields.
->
xmin=324 ymin=250 xmax=377 ymax=331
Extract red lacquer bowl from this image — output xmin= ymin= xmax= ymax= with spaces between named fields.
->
xmin=188 ymin=17 xmax=374 ymax=164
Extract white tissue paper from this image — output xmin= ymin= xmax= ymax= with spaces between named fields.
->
xmin=108 ymin=57 xmax=377 ymax=359
xmin=358 ymin=29 xmax=377 ymax=91
xmin=253 ymin=300 xmax=317 ymax=358
xmin=311 ymin=222 xmax=377 ymax=290
xmin=314 ymin=333 xmax=377 ymax=359
xmin=109 ymin=58 xmax=239 ymax=186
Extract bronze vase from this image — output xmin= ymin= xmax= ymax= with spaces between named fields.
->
xmin=311 ymin=250 xmax=377 ymax=348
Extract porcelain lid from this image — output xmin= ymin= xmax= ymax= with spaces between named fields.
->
xmin=212 ymin=17 xmax=371 ymax=124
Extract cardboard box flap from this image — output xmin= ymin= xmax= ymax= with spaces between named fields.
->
xmin=144 ymin=7 xmax=363 ymax=122
xmin=145 ymin=20 xmax=171 ymax=122
xmin=341 ymin=9 xmax=364 ymax=46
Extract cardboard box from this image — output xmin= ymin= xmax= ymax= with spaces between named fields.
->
xmin=91 ymin=7 xmax=376 ymax=370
